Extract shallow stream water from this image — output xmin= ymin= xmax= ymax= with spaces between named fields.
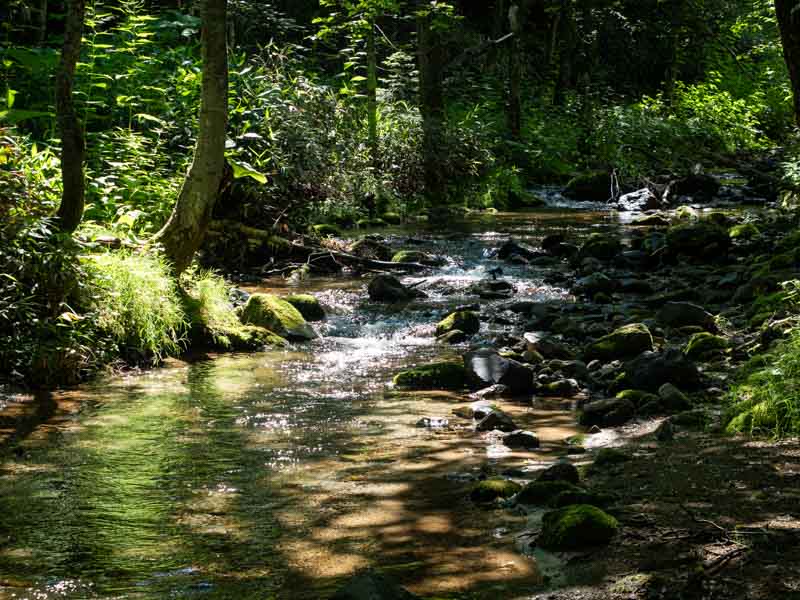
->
xmin=0 ymin=203 xmax=659 ymax=599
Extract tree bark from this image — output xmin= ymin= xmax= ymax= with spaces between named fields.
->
xmin=366 ymin=19 xmax=379 ymax=170
xmin=507 ymin=3 xmax=523 ymax=140
xmin=417 ymin=9 xmax=447 ymax=216
xmin=154 ymin=0 xmax=228 ymax=275
xmin=553 ymin=0 xmax=575 ymax=105
xmin=55 ymin=0 xmax=86 ymax=234
xmin=775 ymin=0 xmax=800 ymax=126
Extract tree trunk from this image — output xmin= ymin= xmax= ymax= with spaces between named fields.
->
xmin=507 ymin=3 xmax=522 ymax=140
xmin=775 ymin=0 xmax=800 ymax=126
xmin=553 ymin=0 xmax=575 ymax=105
xmin=36 ymin=0 xmax=48 ymax=45
xmin=417 ymin=9 xmax=447 ymax=216
xmin=55 ymin=0 xmax=86 ymax=234
xmin=367 ymin=19 xmax=379 ymax=171
xmin=154 ymin=0 xmax=228 ymax=275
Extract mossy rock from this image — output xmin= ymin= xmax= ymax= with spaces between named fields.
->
xmin=516 ymin=480 xmax=584 ymax=506
xmin=577 ymin=233 xmax=622 ymax=262
xmin=553 ymin=489 xmax=613 ymax=508
xmin=356 ymin=218 xmax=387 ymax=228
xmin=584 ymin=323 xmax=653 ymax=362
xmin=666 ymin=222 xmax=730 ymax=259
xmin=729 ymin=222 xmax=760 ymax=240
xmin=382 ymin=212 xmax=403 ymax=225
xmin=616 ymin=389 xmax=659 ymax=407
xmin=470 ymin=478 xmax=522 ymax=503
xmin=538 ymin=504 xmax=618 ymax=550
xmin=593 ymin=447 xmax=630 ymax=467
xmin=285 ymin=294 xmax=325 ymax=322
xmin=222 ymin=325 xmax=289 ymax=350
xmin=393 ymin=362 xmax=467 ymax=391
xmin=312 ymin=223 xmax=341 ymax=237
xmin=436 ymin=310 xmax=480 ymax=337
xmin=563 ymin=171 xmax=611 ymax=202
xmin=684 ymin=332 xmax=728 ymax=359
xmin=391 ymin=250 xmax=429 ymax=264
xmin=240 ymin=294 xmax=318 ymax=340
xmin=349 ymin=238 xmax=394 ymax=261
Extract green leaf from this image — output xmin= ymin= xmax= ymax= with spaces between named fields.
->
xmin=228 ymin=157 xmax=267 ymax=184
xmin=6 ymin=88 xmax=16 ymax=109
xmin=0 ymin=109 xmax=54 ymax=124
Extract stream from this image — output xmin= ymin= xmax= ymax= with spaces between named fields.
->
xmin=1 ymin=203 xmax=650 ymax=599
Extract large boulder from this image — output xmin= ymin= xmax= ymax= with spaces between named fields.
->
xmin=240 ymin=294 xmax=318 ymax=340
xmin=579 ymin=398 xmax=636 ymax=427
xmin=666 ymin=223 xmax=730 ymax=260
xmin=584 ymin=323 xmax=653 ymax=362
xmin=348 ymin=237 xmax=393 ymax=261
xmin=436 ymin=310 xmax=480 ymax=337
xmin=563 ymin=171 xmax=611 ymax=202
xmin=657 ymin=302 xmax=716 ymax=332
xmin=285 ymin=294 xmax=326 ymax=321
xmin=475 ymin=409 xmax=518 ymax=432
xmin=393 ymin=362 xmax=467 ymax=391
xmin=664 ymin=173 xmax=720 ymax=203
xmin=516 ymin=480 xmax=584 ymax=506
xmin=464 ymin=349 xmax=534 ymax=395
xmin=537 ymin=505 xmax=618 ymax=550
xmin=617 ymin=188 xmax=661 ymax=212
xmin=577 ymin=233 xmax=622 ymax=262
xmin=623 ymin=349 xmax=702 ymax=392
xmin=368 ymin=275 xmax=426 ymax=303
xmin=537 ymin=461 xmax=580 ymax=484
xmin=684 ymin=332 xmax=729 ymax=360
xmin=330 ymin=570 xmax=420 ymax=600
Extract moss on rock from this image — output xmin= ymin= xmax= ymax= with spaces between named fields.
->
xmin=393 ymin=361 xmax=467 ymax=391
xmin=615 ymin=389 xmax=659 ymax=407
xmin=285 ymin=294 xmax=325 ymax=321
xmin=516 ymin=480 xmax=584 ymax=506
xmin=312 ymin=223 xmax=341 ymax=237
xmin=684 ymin=332 xmax=728 ymax=359
xmin=391 ymin=250 xmax=428 ymax=263
xmin=577 ymin=232 xmax=622 ymax=261
xmin=538 ymin=504 xmax=618 ymax=550
xmin=436 ymin=310 xmax=480 ymax=337
xmin=470 ymin=478 xmax=522 ymax=503
xmin=240 ymin=294 xmax=317 ymax=340
xmin=584 ymin=323 xmax=653 ymax=362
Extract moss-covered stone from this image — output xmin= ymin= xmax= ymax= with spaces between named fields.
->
xmin=684 ymin=332 xmax=728 ymax=359
xmin=240 ymin=293 xmax=317 ymax=340
xmin=593 ymin=447 xmax=630 ymax=467
xmin=312 ymin=223 xmax=341 ymax=237
xmin=729 ymin=222 xmax=760 ymax=240
xmin=470 ymin=478 xmax=522 ymax=503
xmin=393 ymin=362 xmax=467 ymax=391
xmin=577 ymin=233 xmax=622 ymax=262
xmin=436 ymin=310 xmax=480 ymax=337
xmin=615 ymin=389 xmax=659 ymax=407
xmin=584 ymin=323 xmax=653 ymax=362
xmin=666 ymin=222 xmax=730 ymax=259
xmin=516 ymin=480 xmax=584 ymax=506
xmin=382 ymin=212 xmax=402 ymax=225
xmin=563 ymin=171 xmax=611 ymax=202
xmin=285 ymin=294 xmax=325 ymax=322
xmin=391 ymin=250 xmax=429 ymax=264
xmin=356 ymin=218 xmax=387 ymax=228
xmin=538 ymin=504 xmax=618 ymax=550
xmin=553 ymin=489 xmax=612 ymax=508
xmin=223 ymin=325 xmax=289 ymax=350
xmin=349 ymin=238 xmax=394 ymax=261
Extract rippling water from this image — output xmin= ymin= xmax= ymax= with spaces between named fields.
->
xmin=0 ymin=207 xmax=623 ymax=599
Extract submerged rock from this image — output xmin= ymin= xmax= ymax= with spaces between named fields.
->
xmin=330 ymin=570 xmax=420 ymax=600
xmin=584 ymin=323 xmax=653 ymax=362
xmin=285 ymin=293 xmax=325 ymax=321
xmin=393 ymin=362 xmax=467 ymax=391
xmin=436 ymin=310 xmax=480 ymax=337
xmin=537 ymin=504 xmax=618 ymax=550
xmin=368 ymin=275 xmax=426 ymax=303
xmin=464 ymin=349 xmax=534 ymax=395
xmin=240 ymin=293 xmax=318 ymax=340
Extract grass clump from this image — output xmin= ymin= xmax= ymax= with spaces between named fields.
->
xmin=726 ymin=330 xmax=800 ymax=437
xmin=83 ymin=251 xmax=187 ymax=363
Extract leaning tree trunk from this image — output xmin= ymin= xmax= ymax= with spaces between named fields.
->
xmin=55 ymin=0 xmax=86 ymax=233
xmin=154 ymin=0 xmax=228 ymax=275
xmin=417 ymin=9 xmax=447 ymax=219
xmin=775 ymin=0 xmax=800 ymax=126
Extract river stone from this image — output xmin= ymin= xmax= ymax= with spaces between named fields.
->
xmin=516 ymin=480 xmax=584 ymax=506
xmin=623 ymin=349 xmax=702 ymax=391
xmin=368 ymin=275 xmax=426 ymax=303
xmin=348 ymin=238 xmax=393 ymax=261
xmin=470 ymin=279 xmax=515 ymax=299
xmin=437 ymin=329 xmax=467 ymax=344
xmin=658 ymin=302 xmax=717 ymax=331
xmin=538 ymin=461 xmax=580 ymax=484
xmin=684 ymin=332 xmax=729 ymax=359
xmin=632 ymin=213 xmax=670 ymax=227
xmin=584 ymin=323 xmax=653 ymax=362
xmin=573 ymin=273 xmax=616 ymax=296
xmin=563 ymin=171 xmax=611 ymax=202
xmin=542 ymin=234 xmax=565 ymax=253
xmin=539 ymin=378 xmax=580 ymax=397
xmin=497 ymin=239 xmax=543 ymax=261
xmin=579 ymin=398 xmax=635 ymax=427
xmin=391 ymin=250 xmax=427 ymax=264
xmin=393 ymin=362 xmax=466 ymax=391
xmin=471 ymin=384 xmax=511 ymax=400
xmin=658 ymin=383 xmax=691 ymax=411
xmin=617 ymin=188 xmax=661 ymax=211
xmin=470 ymin=478 xmax=522 ymax=503
xmin=436 ymin=310 xmax=480 ymax=337
xmin=666 ymin=222 xmax=730 ymax=260
xmin=524 ymin=333 xmax=574 ymax=360
xmin=464 ymin=349 xmax=534 ymax=395
xmin=577 ymin=233 xmax=622 ymax=262
xmin=330 ymin=570 xmax=420 ymax=600
xmin=655 ymin=419 xmax=675 ymax=441
xmin=537 ymin=505 xmax=618 ymax=550
xmin=284 ymin=293 xmax=325 ymax=321
xmin=547 ymin=360 xmax=589 ymax=380
xmin=475 ymin=409 xmax=518 ymax=432
xmin=502 ymin=430 xmax=541 ymax=449
xmin=665 ymin=173 xmax=720 ymax=202
xmin=415 ymin=416 xmax=449 ymax=428
xmin=240 ymin=293 xmax=318 ymax=340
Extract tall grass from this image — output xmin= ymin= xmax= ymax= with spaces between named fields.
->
xmin=83 ymin=251 xmax=187 ymax=363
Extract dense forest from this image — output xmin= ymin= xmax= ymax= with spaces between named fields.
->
xmin=3 ymin=0 xmax=800 ymax=598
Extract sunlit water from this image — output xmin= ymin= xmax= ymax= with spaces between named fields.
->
xmin=1 ymin=206 xmax=633 ymax=599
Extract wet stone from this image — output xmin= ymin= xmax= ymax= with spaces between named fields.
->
xmin=475 ymin=409 xmax=518 ymax=433
xmin=501 ymin=430 xmax=541 ymax=450
xmin=415 ymin=417 xmax=449 ymax=429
